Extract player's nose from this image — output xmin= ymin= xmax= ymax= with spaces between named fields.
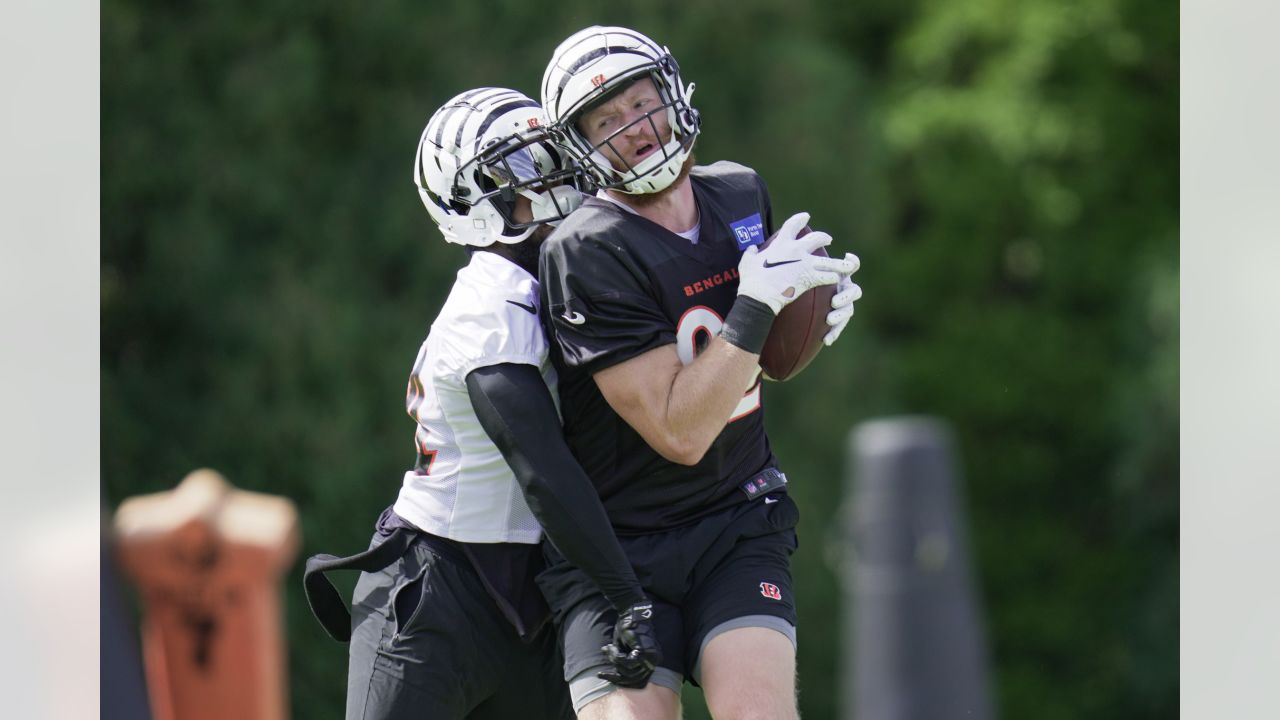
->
xmin=623 ymin=114 xmax=654 ymax=140
xmin=621 ymin=119 xmax=646 ymax=142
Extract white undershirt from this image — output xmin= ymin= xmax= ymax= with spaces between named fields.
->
xmin=597 ymin=190 xmax=701 ymax=244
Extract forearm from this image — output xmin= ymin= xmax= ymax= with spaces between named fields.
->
xmin=466 ymin=364 xmax=646 ymax=610
xmin=662 ymin=337 xmax=761 ymax=458
xmin=594 ymin=297 xmax=772 ymax=465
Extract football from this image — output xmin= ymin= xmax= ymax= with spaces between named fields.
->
xmin=759 ymin=226 xmax=835 ymax=382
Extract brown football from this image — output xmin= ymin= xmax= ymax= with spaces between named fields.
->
xmin=759 ymin=226 xmax=835 ymax=382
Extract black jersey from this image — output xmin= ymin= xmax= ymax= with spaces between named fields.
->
xmin=539 ymin=161 xmax=780 ymax=534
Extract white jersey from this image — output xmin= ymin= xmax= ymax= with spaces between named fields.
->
xmin=392 ymin=251 xmax=556 ymax=544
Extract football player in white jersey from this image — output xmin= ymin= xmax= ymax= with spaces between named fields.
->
xmin=303 ymin=88 xmax=660 ymax=720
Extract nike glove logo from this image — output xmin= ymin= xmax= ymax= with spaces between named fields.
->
xmin=562 ymin=310 xmax=586 ymax=325
xmin=763 ymin=259 xmax=801 ymax=269
xmin=507 ymin=300 xmax=537 ymax=315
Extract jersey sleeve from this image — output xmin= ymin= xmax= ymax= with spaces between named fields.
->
xmin=755 ymin=171 xmax=775 ymax=236
xmin=695 ymin=160 xmax=774 ymax=239
xmin=540 ymin=230 xmax=675 ymax=376
xmin=434 ymin=292 xmax=548 ymax=381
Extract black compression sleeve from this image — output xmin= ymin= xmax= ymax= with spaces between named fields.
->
xmin=466 ymin=363 xmax=646 ymax=611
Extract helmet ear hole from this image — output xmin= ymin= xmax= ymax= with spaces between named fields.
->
xmin=446 ymin=187 xmax=470 ymax=214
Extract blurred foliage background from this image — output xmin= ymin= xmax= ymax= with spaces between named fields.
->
xmin=102 ymin=0 xmax=1177 ymax=718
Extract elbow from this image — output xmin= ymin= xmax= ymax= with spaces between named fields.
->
xmin=655 ymin=434 xmax=710 ymax=466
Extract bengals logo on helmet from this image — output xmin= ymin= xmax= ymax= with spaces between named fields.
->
xmin=760 ymin=582 xmax=782 ymax=600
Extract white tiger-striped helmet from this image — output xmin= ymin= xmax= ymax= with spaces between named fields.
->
xmin=414 ymin=88 xmax=583 ymax=247
xmin=541 ymin=26 xmax=700 ymax=195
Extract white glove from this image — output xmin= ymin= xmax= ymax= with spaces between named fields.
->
xmin=823 ymin=257 xmax=862 ymax=346
xmin=737 ymin=212 xmax=857 ymax=315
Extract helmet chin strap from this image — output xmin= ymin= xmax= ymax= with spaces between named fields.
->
xmin=491 ymin=184 xmax=580 ymax=245
xmin=496 ymin=225 xmax=536 ymax=245
xmin=492 ymin=201 xmax=537 ymax=244
xmin=526 ymin=184 xmax=583 ymax=226
xmin=613 ymin=130 xmax=691 ymax=194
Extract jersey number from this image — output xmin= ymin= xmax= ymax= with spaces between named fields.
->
xmin=414 ymin=433 xmax=438 ymax=475
xmin=675 ymin=306 xmax=761 ymax=421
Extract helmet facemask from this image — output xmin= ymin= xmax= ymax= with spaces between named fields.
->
xmin=454 ymin=128 xmax=584 ymax=242
xmin=561 ymin=69 xmax=697 ymax=196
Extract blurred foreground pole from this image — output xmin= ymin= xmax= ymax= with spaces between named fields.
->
xmin=114 ymin=469 xmax=300 ymax=720
xmin=839 ymin=417 xmax=994 ymax=720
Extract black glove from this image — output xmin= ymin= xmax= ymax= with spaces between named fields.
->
xmin=597 ymin=600 xmax=663 ymax=689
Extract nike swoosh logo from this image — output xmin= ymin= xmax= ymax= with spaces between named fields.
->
xmin=506 ymin=300 xmax=537 ymax=314
xmin=562 ymin=310 xmax=586 ymax=325
xmin=763 ymin=259 xmax=800 ymax=269
xmin=764 ymin=497 xmax=779 ymax=504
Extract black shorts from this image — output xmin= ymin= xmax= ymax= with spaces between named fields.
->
xmin=536 ymin=492 xmax=800 ymax=702
xmin=346 ymin=531 xmax=573 ymax=720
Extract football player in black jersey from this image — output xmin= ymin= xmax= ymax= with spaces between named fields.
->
xmin=538 ymin=26 xmax=862 ymax=720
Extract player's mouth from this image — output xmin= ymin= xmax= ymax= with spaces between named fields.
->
xmin=634 ymin=142 xmax=657 ymax=161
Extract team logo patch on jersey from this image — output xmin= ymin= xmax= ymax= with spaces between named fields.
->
xmin=760 ymin=582 xmax=783 ymax=600
xmin=729 ymin=213 xmax=765 ymax=249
